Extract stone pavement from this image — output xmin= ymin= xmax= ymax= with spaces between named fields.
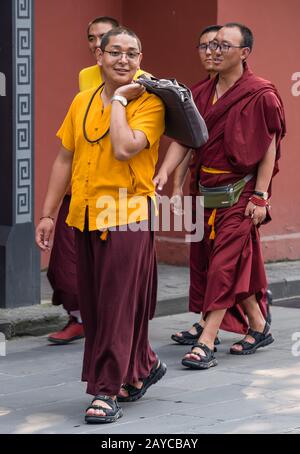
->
xmin=0 ymin=261 xmax=300 ymax=339
xmin=0 ymin=306 xmax=300 ymax=434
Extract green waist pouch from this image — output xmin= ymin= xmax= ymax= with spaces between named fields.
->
xmin=199 ymin=174 xmax=254 ymax=208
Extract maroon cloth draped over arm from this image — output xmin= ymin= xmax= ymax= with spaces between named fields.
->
xmin=192 ymin=63 xmax=286 ymax=191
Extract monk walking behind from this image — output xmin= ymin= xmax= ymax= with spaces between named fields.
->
xmin=154 ymin=22 xmax=286 ymax=369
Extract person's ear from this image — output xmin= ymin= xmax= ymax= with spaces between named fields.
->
xmin=95 ymin=47 xmax=103 ymax=66
xmin=241 ymin=47 xmax=250 ymax=61
xmin=137 ymin=52 xmax=143 ymax=70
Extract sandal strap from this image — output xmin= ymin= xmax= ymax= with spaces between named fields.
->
xmin=121 ymin=359 xmax=160 ymax=396
xmin=179 ymin=331 xmax=194 ymax=337
xmin=248 ymin=321 xmax=270 ymax=342
xmin=247 ymin=329 xmax=263 ymax=342
xmin=91 ymin=395 xmax=116 ymax=408
xmin=177 ymin=329 xmax=199 ymax=339
xmin=232 ymin=339 xmax=255 ymax=350
xmin=192 ymin=323 xmax=204 ymax=336
xmin=86 ymin=395 xmax=119 ymax=414
xmin=192 ymin=342 xmax=214 ymax=357
xmin=122 ymin=383 xmax=140 ymax=394
xmin=232 ymin=321 xmax=272 ymax=352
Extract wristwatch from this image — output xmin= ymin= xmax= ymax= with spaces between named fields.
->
xmin=111 ymin=95 xmax=128 ymax=107
xmin=254 ymin=190 xmax=268 ymax=200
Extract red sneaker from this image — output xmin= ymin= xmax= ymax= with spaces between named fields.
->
xmin=48 ymin=316 xmax=84 ymax=344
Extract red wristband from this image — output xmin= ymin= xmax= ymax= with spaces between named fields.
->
xmin=249 ymin=196 xmax=269 ymax=207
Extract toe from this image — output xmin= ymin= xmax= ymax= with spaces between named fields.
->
xmin=118 ymin=387 xmax=129 ymax=398
xmin=86 ymin=398 xmax=112 ymax=417
xmin=231 ymin=344 xmax=242 ymax=351
xmin=87 ymin=408 xmax=105 ymax=417
xmin=185 ymin=352 xmax=199 ymax=360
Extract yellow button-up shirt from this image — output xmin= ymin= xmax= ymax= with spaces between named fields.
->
xmin=57 ymin=87 xmax=165 ymax=231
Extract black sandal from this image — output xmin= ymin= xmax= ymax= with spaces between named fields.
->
xmin=85 ymin=395 xmax=123 ymax=424
xmin=181 ymin=342 xmax=218 ymax=370
xmin=230 ymin=322 xmax=274 ymax=355
xmin=117 ymin=359 xmax=167 ymax=402
xmin=171 ymin=322 xmax=220 ymax=348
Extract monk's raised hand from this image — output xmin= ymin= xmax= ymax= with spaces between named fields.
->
xmin=114 ymin=83 xmax=145 ymax=101
xmin=35 ymin=218 xmax=54 ymax=252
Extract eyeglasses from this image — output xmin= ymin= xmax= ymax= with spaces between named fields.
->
xmin=208 ymin=41 xmax=247 ymax=53
xmin=196 ymin=43 xmax=211 ymax=52
xmin=103 ymin=50 xmax=141 ymax=60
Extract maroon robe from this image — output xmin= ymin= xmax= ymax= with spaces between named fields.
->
xmin=189 ymin=63 xmax=286 ymax=334
xmin=47 ymin=195 xmax=79 ymax=312
xmin=74 ymin=202 xmax=157 ymax=396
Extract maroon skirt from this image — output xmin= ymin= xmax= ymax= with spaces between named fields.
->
xmin=74 ymin=212 xmax=158 ymax=396
xmin=189 ymin=186 xmax=268 ymax=335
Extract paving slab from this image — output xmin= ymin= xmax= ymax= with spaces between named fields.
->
xmin=0 ymin=306 xmax=300 ymax=434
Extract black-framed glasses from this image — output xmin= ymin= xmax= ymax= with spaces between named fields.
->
xmin=103 ymin=50 xmax=140 ymax=60
xmin=208 ymin=41 xmax=247 ymax=53
xmin=196 ymin=43 xmax=211 ymax=52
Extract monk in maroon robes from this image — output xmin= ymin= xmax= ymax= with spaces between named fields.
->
xmin=46 ymin=194 xmax=84 ymax=344
xmin=154 ymin=22 xmax=286 ymax=369
xmin=170 ymin=24 xmax=223 ymax=346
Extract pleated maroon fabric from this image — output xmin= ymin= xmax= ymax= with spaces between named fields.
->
xmin=189 ymin=182 xmax=268 ymax=334
xmin=74 ymin=214 xmax=157 ymax=396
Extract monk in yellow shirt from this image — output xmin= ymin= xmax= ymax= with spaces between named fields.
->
xmin=79 ymin=16 xmax=146 ymax=91
xmin=47 ymin=16 xmax=147 ymax=345
xmin=36 ymin=27 xmax=166 ymax=425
